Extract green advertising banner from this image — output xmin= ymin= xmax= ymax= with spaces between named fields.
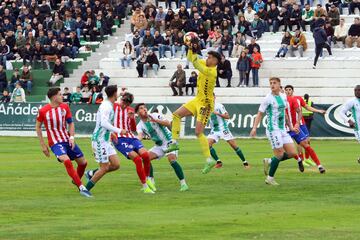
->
xmin=0 ymin=102 xmax=355 ymax=138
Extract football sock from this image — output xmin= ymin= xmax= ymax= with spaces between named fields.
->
xmin=234 ymin=147 xmax=246 ymax=162
xmin=305 ymin=150 xmax=310 ymax=159
xmin=77 ymin=161 xmax=87 ymax=178
xmin=171 ymin=113 xmax=181 ymax=140
xmin=63 ymin=159 xmax=82 ymax=187
xmin=133 ymin=156 xmax=146 ymax=184
xmin=149 ymin=163 xmax=154 ymax=178
xmin=198 ymin=133 xmax=211 ymax=158
xmin=170 ymin=161 xmax=185 ymax=180
xmin=141 ymin=152 xmax=151 ymax=177
xmin=269 ymin=156 xmax=280 ymax=177
xmin=299 ymin=152 xmax=304 ymax=160
xmin=294 ymin=154 xmax=302 ymax=162
xmin=210 ymin=147 xmax=219 ymax=161
xmin=305 ymin=146 xmax=321 ymax=166
xmin=86 ymin=180 xmax=95 ymax=191
xmin=280 ymin=152 xmax=290 ymax=161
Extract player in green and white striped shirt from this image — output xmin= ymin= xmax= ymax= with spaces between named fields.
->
xmin=135 ymin=103 xmax=189 ymax=192
xmin=250 ymin=77 xmax=298 ymax=186
xmin=208 ymin=101 xmax=249 ymax=169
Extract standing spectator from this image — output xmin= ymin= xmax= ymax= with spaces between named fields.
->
xmin=136 ymin=49 xmax=148 ymax=78
xmin=88 ymin=70 xmax=100 ymax=88
xmin=19 ymin=66 xmax=33 ymax=95
xmin=289 ymin=4 xmax=302 ymax=31
xmin=0 ymin=90 xmax=11 ymax=103
xmin=99 ymin=72 xmax=110 ymax=89
xmin=301 ymin=4 xmax=314 ymax=32
xmin=10 ymin=82 xmax=26 ymax=103
xmin=33 ymin=41 xmax=49 ymax=69
xmin=236 ymin=51 xmax=250 ymax=87
xmin=49 ymin=58 xmax=65 ymax=86
xmin=0 ymin=65 xmax=7 ymax=92
xmin=276 ymin=31 xmax=292 ymax=57
xmin=313 ymin=23 xmax=332 ymax=68
xmin=345 ymin=17 xmax=360 ymax=48
xmin=132 ymin=31 xmax=143 ymax=58
xmin=232 ymin=32 xmax=247 ymax=58
xmin=169 ymin=64 xmax=186 ymax=96
xmin=8 ymin=68 xmax=20 ymax=93
xmin=250 ymin=47 xmax=263 ymax=87
xmin=143 ymin=50 xmax=159 ymax=78
xmin=62 ymin=87 xmax=72 ymax=103
xmin=22 ymin=43 xmax=34 ymax=67
xmin=185 ymin=71 xmax=197 ymax=96
xmin=289 ymin=29 xmax=307 ymax=57
xmin=171 ymin=31 xmax=186 ymax=59
xmin=328 ymin=4 xmax=340 ymax=27
xmin=334 ymin=18 xmax=348 ymax=47
xmin=121 ymin=41 xmax=134 ymax=69
xmin=70 ymin=86 xmax=82 ymax=104
xmin=267 ymin=3 xmax=280 ymax=33
xmin=217 ymin=55 xmax=233 ymax=88
xmin=0 ymin=39 xmax=11 ymax=69
xmin=80 ymin=71 xmax=90 ymax=88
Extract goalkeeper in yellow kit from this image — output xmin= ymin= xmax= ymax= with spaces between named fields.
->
xmin=165 ymin=39 xmax=221 ymax=174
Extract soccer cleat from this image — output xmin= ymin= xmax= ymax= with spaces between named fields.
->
xmin=263 ymin=158 xmax=270 ymax=176
xmin=215 ymin=161 xmax=223 ymax=168
xmin=298 ymin=161 xmax=305 ymax=172
xmin=79 ymin=188 xmax=93 ymax=198
xmin=85 ymin=170 xmax=93 ymax=181
xmin=265 ymin=178 xmax=280 ymax=186
xmin=146 ymin=179 xmax=157 ymax=192
xmin=165 ymin=142 xmax=179 ymax=153
xmin=243 ymin=161 xmax=250 ymax=169
xmin=142 ymin=187 xmax=155 ymax=194
xmin=180 ymin=183 xmax=189 ymax=192
xmin=318 ymin=166 xmax=326 ymax=174
xmin=304 ymin=159 xmax=316 ymax=167
xmin=202 ymin=159 xmax=216 ymax=174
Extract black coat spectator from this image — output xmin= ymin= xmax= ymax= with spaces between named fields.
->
xmin=217 ymin=55 xmax=233 ymax=87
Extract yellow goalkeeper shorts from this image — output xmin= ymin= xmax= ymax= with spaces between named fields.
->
xmin=183 ymin=98 xmax=214 ymax=125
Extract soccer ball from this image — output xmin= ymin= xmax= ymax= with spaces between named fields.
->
xmin=183 ymin=32 xmax=199 ymax=46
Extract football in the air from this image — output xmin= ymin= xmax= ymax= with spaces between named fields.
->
xmin=183 ymin=32 xmax=199 ymax=46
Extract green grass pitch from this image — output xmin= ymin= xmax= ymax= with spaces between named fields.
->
xmin=0 ymin=137 xmax=359 ymax=240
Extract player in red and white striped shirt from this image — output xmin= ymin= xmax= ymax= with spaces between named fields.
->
xmin=35 ymin=88 xmax=92 ymax=197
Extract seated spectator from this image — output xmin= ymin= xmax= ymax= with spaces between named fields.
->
xmin=249 ymin=14 xmax=265 ymax=39
xmin=250 ymin=47 xmax=263 ymax=87
xmin=301 ymin=4 xmax=314 ymax=32
xmin=0 ymin=39 xmax=11 ymax=69
xmin=8 ymin=68 xmax=20 ymax=93
xmin=236 ymin=51 xmax=250 ymax=87
xmin=81 ymin=71 xmax=90 ymax=88
xmin=218 ymin=29 xmax=234 ymax=56
xmin=207 ymin=27 xmax=222 ymax=50
xmin=132 ymin=31 xmax=143 ymax=58
xmin=13 ymin=32 xmax=26 ymax=57
xmin=155 ymin=6 xmax=166 ymax=31
xmin=314 ymin=4 xmax=327 ymax=24
xmin=257 ymin=7 xmax=267 ymax=23
xmin=121 ymin=41 xmax=134 ymax=69
xmin=88 ymin=86 xmax=103 ymax=104
xmin=19 ymin=66 xmax=33 ymax=95
xmin=278 ymin=6 xmax=291 ymax=32
xmin=169 ymin=64 xmax=186 ymax=96
xmin=325 ymin=21 xmax=335 ymax=45
xmin=52 ymin=16 xmax=64 ymax=36
xmin=237 ymin=15 xmax=250 ymax=36
xmin=45 ymin=39 xmax=59 ymax=63
xmin=171 ymin=31 xmax=186 ymax=59
xmin=232 ymin=32 xmax=247 ymax=58
xmin=349 ymin=0 xmax=360 ymax=14
xmin=165 ymin=8 xmax=175 ymax=30
xmin=244 ymin=6 xmax=256 ymax=23
xmin=289 ymin=4 xmax=302 ymax=31
xmin=153 ymin=30 xmax=164 ymax=55
xmin=186 ymin=71 xmax=197 ymax=96
xmin=136 ymin=49 xmax=148 ymax=78
xmin=326 ymin=0 xmax=342 ymax=12
xmin=83 ymin=17 xmax=96 ymax=41
xmin=142 ymin=29 xmax=155 ymax=50
xmin=0 ymin=65 xmax=7 ymax=92
xmin=254 ymin=0 xmax=266 ymax=12
xmin=212 ymin=6 xmax=224 ymax=27
xmin=81 ymin=86 xmax=92 ymax=103
xmin=33 ymin=41 xmax=49 ymax=69
xmin=62 ymin=87 xmax=72 ymax=103
xmin=171 ymin=13 xmax=183 ymax=31
xmin=68 ymin=31 xmax=81 ymax=59
xmin=0 ymin=89 xmax=11 ymax=103
xmin=70 ymin=86 xmax=82 ymax=104
xmin=345 ymin=17 xmax=360 ymax=48
xmin=58 ymin=41 xmax=71 ymax=63
xmin=22 ymin=43 xmax=34 ymax=67
xmin=49 ymin=58 xmax=65 ymax=86
xmin=143 ymin=50 xmax=159 ymax=78
xmin=217 ymin=54 xmax=233 ymax=88
xmin=160 ymin=30 xmax=173 ymax=58
xmin=100 ymin=72 xmax=110 ymax=89
xmin=10 ymin=82 xmax=26 ymax=103
xmin=134 ymin=13 xmax=148 ymax=36
xmin=131 ymin=7 xmax=145 ymax=32
xmin=334 ymin=18 xmax=348 ymax=47
xmin=327 ymin=4 xmax=340 ymax=27
xmin=88 ymin=70 xmax=100 ymax=89
xmin=276 ymin=31 xmax=292 ymax=57
xmin=289 ymin=29 xmax=307 ymax=57
xmin=267 ymin=3 xmax=280 ymax=33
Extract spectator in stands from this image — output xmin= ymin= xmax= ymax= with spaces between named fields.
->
xmin=22 ymin=43 xmax=34 ymax=67
xmin=236 ymin=51 xmax=250 ymax=87
xmin=33 ymin=41 xmax=49 ymax=69
xmin=71 ymin=86 xmax=82 ymax=104
xmin=218 ymin=29 xmax=234 ymax=56
xmin=121 ymin=41 xmax=134 ymax=69
xmin=136 ymin=49 xmax=148 ymax=78
xmin=68 ymin=32 xmax=81 ymax=59
xmin=237 ymin=15 xmax=250 ymax=36
xmin=0 ymin=90 xmax=11 ymax=103
xmin=248 ymin=38 xmax=261 ymax=54
xmin=153 ymin=30 xmax=164 ymax=55
xmin=132 ymin=31 xmax=143 ymax=58
xmin=325 ymin=21 xmax=335 ymax=45
xmin=186 ymin=71 xmax=197 ymax=96
xmin=254 ymin=0 xmax=266 ymax=12
xmin=267 ymin=3 xmax=280 ymax=33
xmin=19 ymin=66 xmax=33 ymax=95
xmin=278 ymin=6 xmax=291 ymax=32
xmin=276 ymin=31 xmax=292 ymax=57
xmin=289 ymin=29 xmax=307 ymax=57
xmin=10 ymin=82 xmax=26 ymax=103
xmin=0 ymin=65 xmax=7 ymax=93
xmin=81 ymin=71 xmax=90 ymax=88
xmin=249 ymin=14 xmax=264 ymax=39
xmin=349 ymin=0 xmax=360 ymax=14
xmin=313 ymin=23 xmax=332 ymax=68
xmin=170 ymin=13 xmax=183 ymax=31
xmin=345 ymin=17 xmax=360 ymax=48
xmin=52 ymin=16 xmax=64 ymax=36
xmin=49 ymin=58 xmax=65 ymax=86
xmin=289 ymin=4 xmax=302 ymax=31
xmin=142 ymin=29 xmax=155 ymax=50
xmin=172 ymin=31 xmax=186 ymax=59
xmin=45 ymin=39 xmax=59 ymax=63
xmin=88 ymin=70 xmax=100 ymax=89
xmin=88 ymin=86 xmax=103 ymax=104
xmin=27 ymin=32 xmax=36 ymax=47
xmin=57 ymin=41 xmax=71 ymax=63
xmin=75 ymin=16 xmax=85 ymax=39
xmin=326 ymin=0 xmax=342 ymax=12
xmin=143 ymin=50 xmax=159 ymax=78
xmin=169 ymin=64 xmax=186 ymax=96
xmin=155 ymin=6 xmax=166 ymax=31
xmin=314 ymin=4 xmax=327 ymax=23
xmin=301 ymin=4 xmax=314 ymax=32
xmin=81 ymin=85 xmax=92 ymax=103
xmin=165 ymin=8 xmax=175 ymax=29
xmin=62 ymin=87 xmax=72 ymax=103
xmin=100 ymin=72 xmax=110 ymax=90
xmin=0 ymin=39 xmax=11 ymax=69
xmin=83 ymin=17 xmax=96 ymax=41
xmin=178 ymin=5 xmax=190 ymax=20
xmin=160 ymin=30 xmax=173 ymax=58
xmin=134 ymin=13 xmax=148 ymax=36
xmin=217 ymin=54 xmax=233 ymax=88
xmin=8 ymin=68 xmax=20 ymax=93
xmin=244 ymin=6 xmax=256 ymax=23
xmin=207 ymin=27 xmax=222 ymax=50
xmin=334 ymin=18 xmax=348 ymax=47
xmin=5 ymin=31 xmax=16 ymax=53
xmin=328 ymin=5 xmax=340 ymax=27
xmin=250 ymin=47 xmax=263 ymax=87
xmin=257 ymin=6 xmax=267 ymax=22
xmin=232 ymin=32 xmax=247 ymax=58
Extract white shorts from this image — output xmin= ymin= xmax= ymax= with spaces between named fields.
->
xmin=92 ymin=140 xmax=117 ymax=163
xmin=208 ymin=130 xmax=235 ymax=143
xmin=355 ymin=130 xmax=360 ymax=143
xmin=149 ymin=144 xmax=178 ymax=160
xmin=266 ymin=130 xmax=293 ymax=150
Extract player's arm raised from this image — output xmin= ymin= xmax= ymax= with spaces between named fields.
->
xmin=187 ymin=47 xmax=213 ymax=77
xmin=304 ymin=104 xmax=326 ymax=115
xmin=35 ymin=120 xmax=50 ymax=157
xmin=250 ymin=111 xmax=263 ymax=137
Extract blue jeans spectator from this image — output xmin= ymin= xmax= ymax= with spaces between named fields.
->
xmin=143 ymin=64 xmax=159 ymax=77
xmin=276 ymin=45 xmax=289 ymax=57
xmin=70 ymin=46 xmax=79 ymax=59
xmin=121 ymin=55 xmax=132 ymax=68
xmin=134 ymin=45 xmax=142 ymax=58
xmin=252 ymin=68 xmax=259 ymax=87
xmin=76 ymin=28 xmax=83 ymax=40
xmin=160 ymin=45 xmax=172 ymax=58
xmin=266 ymin=20 xmax=279 ymax=33
xmin=218 ymin=42 xmax=234 ymax=57
xmin=171 ymin=45 xmax=186 ymax=58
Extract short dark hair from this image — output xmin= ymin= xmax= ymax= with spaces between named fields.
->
xmin=208 ymin=51 xmax=221 ymax=63
xmin=134 ymin=103 xmax=146 ymax=113
xmin=284 ymin=85 xmax=294 ymax=90
xmin=105 ymin=85 xmax=118 ymax=98
xmin=121 ymin=92 xmax=134 ymax=104
xmin=64 ymin=87 xmax=69 ymax=90
xmin=47 ymin=87 xmax=61 ymax=99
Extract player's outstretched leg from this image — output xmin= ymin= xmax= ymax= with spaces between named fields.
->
xmin=139 ymin=150 xmax=156 ymax=192
xmin=167 ymin=153 xmax=188 ymax=191
xmin=304 ymin=145 xmax=325 ymax=173
xmin=131 ymin=155 xmax=155 ymax=194
xmin=75 ymin=157 xmax=87 ymax=179
xmin=208 ymin=138 xmax=222 ymax=168
xmin=227 ymin=140 xmax=249 ymax=168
